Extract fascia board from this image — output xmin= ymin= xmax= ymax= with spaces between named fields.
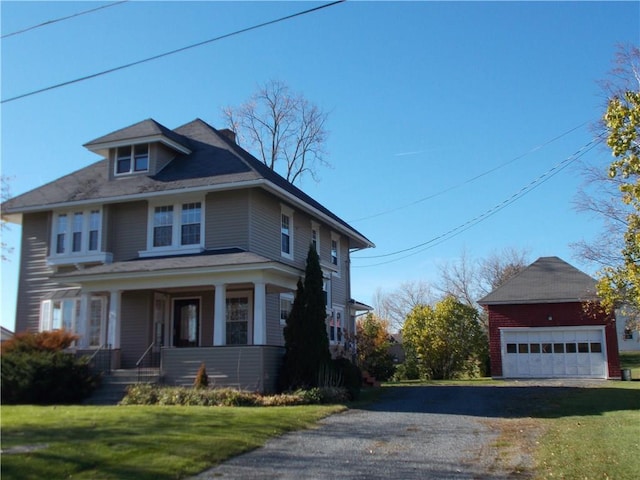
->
xmin=3 ymin=180 xmax=267 ymax=214
xmin=260 ymin=181 xmax=375 ymax=249
xmin=5 ymin=177 xmax=374 ymax=249
xmin=84 ymin=135 xmax=191 ymax=156
xmin=56 ymin=260 xmax=302 ymax=287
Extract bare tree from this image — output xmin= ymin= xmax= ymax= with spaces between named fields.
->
xmin=478 ymin=247 xmax=530 ymax=295
xmin=436 ymin=249 xmax=480 ymax=307
xmin=573 ymin=44 xmax=639 ymax=269
xmin=436 ymin=248 xmax=530 ymax=330
xmin=374 ymin=281 xmax=435 ymax=332
xmin=222 ymin=79 xmax=330 ymax=185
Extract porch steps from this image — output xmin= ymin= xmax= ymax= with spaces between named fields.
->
xmin=85 ymin=369 xmax=161 ymax=405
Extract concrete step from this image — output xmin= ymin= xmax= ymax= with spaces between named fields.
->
xmin=85 ymin=369 xmax=161 ymax=405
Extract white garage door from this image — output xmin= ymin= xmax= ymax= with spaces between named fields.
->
xmin=500 ymin=327 xmax=607 ymax=379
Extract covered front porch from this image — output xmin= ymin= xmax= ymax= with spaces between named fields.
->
xmin=57 ymin=251 xmax=301 ymax=392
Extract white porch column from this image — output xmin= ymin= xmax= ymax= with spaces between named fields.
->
xmin=253 ymin=282 xmax=266 ymax=345
xmin=107 ymin=290 xmax=122 ymax=349
xmin=77 ymin=293 xmax=90 ymax=348
xmin=213 ymin=283 xmax=226 ymax=346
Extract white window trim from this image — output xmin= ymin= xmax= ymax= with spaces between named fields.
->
xmin=311 ymin=221 xmax=320 ymax=254
xmin=329 ymin=305 xmax=345 ymax=345
xmin=279 ymin=292 xmax=294 ymax=326
xmin=48 ymin=208 xmax=111 ymax=265
xmin=114 ymin=143 xmax=149 ymax=176
xmin=330 ymin=232 xmax=341 ymax=277
xmin=140 ymin=198 xmax=205 ymax=257
xmin=226 ymin=290 xmax=253 ymax=345
xmin=280 ymin=205 xmax=294 ymax=260
xmin=40 ymin=295 xmax=106 ymax=348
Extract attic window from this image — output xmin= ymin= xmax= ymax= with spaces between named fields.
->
xmin=115 ymin=144 xmax=148 ymax=175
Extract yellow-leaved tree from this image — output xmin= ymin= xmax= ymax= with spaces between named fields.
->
xmin=598 ymin=83 xmax=640 ymax=332
xmin=402 ymin=296 xmax=487 ymax=380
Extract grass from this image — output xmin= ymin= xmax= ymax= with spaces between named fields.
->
xmin=620 ymin=351 xmax=640 ymax=379
xmin=1 ymin=404 xmax=343 ymax=480
xmin=486 ymin=381 xmax=640 ymax=479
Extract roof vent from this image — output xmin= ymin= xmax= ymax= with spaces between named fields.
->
xmin=219 ymin=128 xmax=237 ymax=144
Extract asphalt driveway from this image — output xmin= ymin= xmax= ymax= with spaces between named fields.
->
xmin=191 ymin=381 xmax=604 ymax=480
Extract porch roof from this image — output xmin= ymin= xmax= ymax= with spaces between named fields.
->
xmin=54 ymin=249 xmax=302 ymax=287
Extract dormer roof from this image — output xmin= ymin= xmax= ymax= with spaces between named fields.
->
xmin=83 ymin=118 xmax=191 ymax=156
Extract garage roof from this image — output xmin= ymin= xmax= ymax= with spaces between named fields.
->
xmin=478 ymin=256 xmax=598 ymax=305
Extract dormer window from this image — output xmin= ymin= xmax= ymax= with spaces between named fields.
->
xmin=115 ymin=144 xmax=148 ymax=175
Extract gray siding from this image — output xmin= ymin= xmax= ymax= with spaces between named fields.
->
xmin=152 ymin=143 xmax=176 ymax=175
xmin=248 ymin=189 xmax=281 ymax=260
xmin=162 ymin=346 xmax=285 ymax=393
xmin=14 ymin=212 xmax=57 ymax=333
xmin=266 ymin=292 xmax=285 ymax=346
xmin=108 ymin=201 xmax=147 ymax=261
xmin=205 ymin=190 xmax=249 ymax=250
xmin=330 ymin=238 xmax=350 ymax=307
xmin=119 ymin=291 xmax=152 ymax=368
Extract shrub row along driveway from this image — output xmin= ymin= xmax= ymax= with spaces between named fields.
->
xmin=192 ymin=381 xmax=607 ymax=479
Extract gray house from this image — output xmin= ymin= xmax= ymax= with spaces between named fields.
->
xmin=2 ymin=118 xmax=374 ymax=392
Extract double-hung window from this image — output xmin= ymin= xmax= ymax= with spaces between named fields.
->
xmin=280 ymin=293 xmax=294 ymax=326
xmin=40 ymin=295 xmax=106 ymax=347
xmin=144 ymin=199 xmax=204 ymax=256
xmin=153 ymin=206 xmax=174 ymax=247
xmin=51 ymin=208 xmax=103 ymax=262
xmin=330 ymin=233 xmax=340 ymax=275
xmin=311 ymin=221 xmax=320 ymax=254
xmin=115 ymin=144 xmax=149 ymax=175
xmin=281 ymin=205 xmax=294 ymax=259
xmin=181 ymin=202 xmax=201 ymax=245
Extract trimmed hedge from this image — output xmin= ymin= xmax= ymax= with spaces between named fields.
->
xmin=120 ymin=384 xmax=350 ymax=406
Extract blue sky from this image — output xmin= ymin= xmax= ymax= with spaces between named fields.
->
xmin=1 ymin=1 xmax=639 ymax=331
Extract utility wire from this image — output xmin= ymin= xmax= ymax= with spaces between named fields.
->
xmin=1 ymin=1 xmax=129 ymax=39
xmin=352 ymin=135 xmax=605 ymax=267
xmin=349 ymin=121 xmax=589 ymax=223
xmin=1 ymin=1 xmax=345 ymax=104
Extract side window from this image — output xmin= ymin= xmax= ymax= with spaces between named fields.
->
xmin=280 ymin=293 xmax=294 ymax=326
xmin=311 ymin=221 xmax=320 ymax=254
xmin=330 ymin=233 xmax=340 ymax=275
xmin=281 ymin=205 xmax=294 ymax=259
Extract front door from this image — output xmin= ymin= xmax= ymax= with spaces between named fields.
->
xmin=173 ymin=299 xmax=200 ymax=347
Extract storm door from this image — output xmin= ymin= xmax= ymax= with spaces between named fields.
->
xmin=173 ymin=299 xmax=200 ymax=347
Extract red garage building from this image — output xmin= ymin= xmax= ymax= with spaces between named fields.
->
xmin=479 ymin=257 xmax=620 ymax=379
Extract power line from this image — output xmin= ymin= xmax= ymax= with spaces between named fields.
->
xmin=349 ymin=121 xmax=589 ymax=223
xmin=352 ymin=135 xmax=604 ymax=267
xmin=1 ymin=1 xmax=345 ymax=104
xmin=1 ymin=1 xmax=129 ymax=39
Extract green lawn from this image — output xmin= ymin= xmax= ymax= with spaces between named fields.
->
xmin=620 ymin=351 xmax=640 ymax=379
xmin=533 ymin=382 xmax=640 ymax=480
xmin=1 ymin=404 xmax=343 ymax=480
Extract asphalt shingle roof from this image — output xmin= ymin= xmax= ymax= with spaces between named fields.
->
xmin=2 ymin=118 xmax=373 ymax=248
xmin=478 ymin=256 xmax=598 ymax=305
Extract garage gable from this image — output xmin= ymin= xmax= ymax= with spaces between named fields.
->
xmin=479 ymin=257 xmax=620 ymax=379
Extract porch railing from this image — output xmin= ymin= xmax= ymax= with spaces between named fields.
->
xmin=136 ymin=342 xmax=161 ymax=383
xmin=85 ymin=344 xmax=112 ymax=377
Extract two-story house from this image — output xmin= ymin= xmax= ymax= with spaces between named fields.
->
xmin=2 ymin=118 xmax=374 ymax=392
